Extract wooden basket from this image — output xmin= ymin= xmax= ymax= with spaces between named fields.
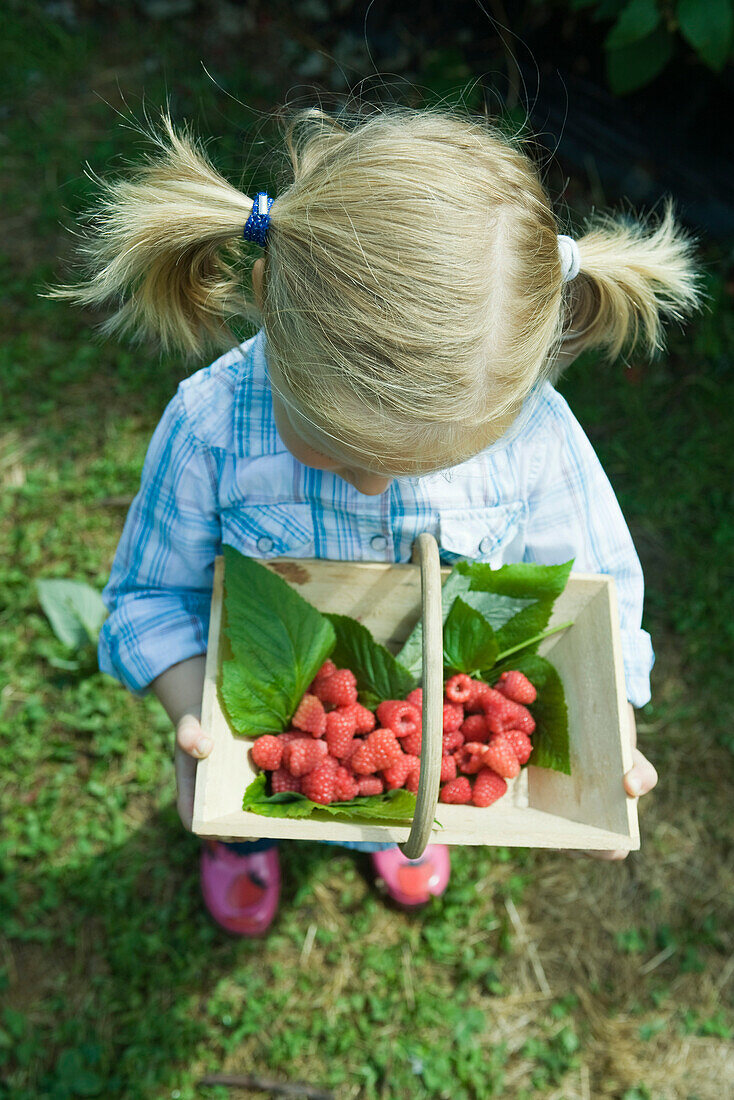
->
xmin=192 ymin=535 xmax=639 ymax=854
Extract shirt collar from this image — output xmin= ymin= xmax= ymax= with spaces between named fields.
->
xmin=232 ymin=328 xmax=281 ymax=458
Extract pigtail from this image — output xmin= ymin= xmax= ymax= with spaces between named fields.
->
xmin=561 ymin=199 xmax=703 ymax=363
xmin=43 ymin=111 xmax=261 ymax=358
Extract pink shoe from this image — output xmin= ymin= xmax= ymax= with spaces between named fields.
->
xmin=200 ymin=841 xmax=280 ymax=936
xmin=370 ymin=844 xmax=451 ymax=908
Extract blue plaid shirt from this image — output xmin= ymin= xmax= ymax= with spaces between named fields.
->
xmin=99 ymin=328 xmax=654 ymax=706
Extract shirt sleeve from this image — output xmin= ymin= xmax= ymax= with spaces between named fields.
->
xmin=522 ymin=392 xmax=655 ymax=708
xmin=98 ymin=388 xmax=222 ymax=696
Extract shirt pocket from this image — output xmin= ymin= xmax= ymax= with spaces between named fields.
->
xmin=223 ymin=502 xmax=315 ymax=559
xmin=438 ymin=502 xmax=527 ymax=566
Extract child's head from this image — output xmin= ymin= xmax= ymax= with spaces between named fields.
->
xmin=48 ymin=104 xmax=702 ymax=479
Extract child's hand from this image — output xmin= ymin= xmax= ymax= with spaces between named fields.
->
xmin=150 ymin=656 xmax=209 ymax=831
xmin=573 ymin=702 xmax=658 ymax=862
xmin=175 ymin=713 xmax=212 ymax=831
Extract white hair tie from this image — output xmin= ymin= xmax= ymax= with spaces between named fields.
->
xmin=557 ymin=234 xmax=581 ymax=283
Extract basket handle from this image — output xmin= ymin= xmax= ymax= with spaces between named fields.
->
xmin=398 ymin=533 xmax=443 ymax=860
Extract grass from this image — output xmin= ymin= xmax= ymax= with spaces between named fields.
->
xmin=1 ymin=2 xmax=733 ymax=1097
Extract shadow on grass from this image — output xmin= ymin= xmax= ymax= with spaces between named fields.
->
xmin=6 ymin=807 xmax=342 ymax=1098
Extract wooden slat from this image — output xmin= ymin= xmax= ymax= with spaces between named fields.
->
xmin=398 ymin=534 xmax=443 ymax=859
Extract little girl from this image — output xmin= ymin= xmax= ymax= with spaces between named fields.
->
xmin=51 ymin=104 xmax=700 ymax=936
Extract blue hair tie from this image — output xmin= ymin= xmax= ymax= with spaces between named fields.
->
xmin=243 ymin=191 xmax=274 ymax=247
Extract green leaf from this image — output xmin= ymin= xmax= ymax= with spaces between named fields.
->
xmin=242 ymin=772 xmax=421 ymax=823
xmin=605 ymin=0 xmax=661 ymax=49
xmin=605 ymin=24 xmax=675 ymax=93
xmin=678 ymin=0 xmax=733 ymax=70
xmin=326 ymin=613 xmax=416 ymax=703
xmin=398 ymin=559 xmax=573 ymax=679
xmin=36 ymin=578 xmax=107 ymax=650
xmin=220 ymin=548 xmax=335 ymax=737
xmin=442 ymin=597 xmax=499 ymax=675
xmin=447 ymin=559 xmax=571 ymax=666
xmin=493 ymin=654 xmax=570 ymax=774
xmin=455 ymin=559 xmax=574 ymax=602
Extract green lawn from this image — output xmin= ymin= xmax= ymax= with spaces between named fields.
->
xmin=2 ymin=5 xmax=733 ymax=1098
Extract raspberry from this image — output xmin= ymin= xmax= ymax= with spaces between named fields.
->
xmin=401 ymin=729 xmax=422 ymax=757
xmin=301 ymin=762 xmax=336 ymax=804
xmin=342 ymin=738 xmax=360 ymax=763
xmin=480 ymin=688 xmax=536 ymax=736
xmin=357 ymin=776 xmax=384 ymax=796
xmin=340 ymin=702 xmax=376 ymax=735
xmin=496 ymin=670 xmax=537 ymax=705
xmin=283 ymin=737 xmax=328 ymax=777
xmin=405 ymin=759 xmax=421 ymax=793
xmin=445 ymin=673 xmax=474 ymax=703
xmin=325 ymin=709 xmax=357 ymax=758
xmin=498 ymin=696 xmax=535 ymax=736
xmin=312 ymin=659 xmax=337 ymax=685
xmin=482 ymin=733 xmax=521 ymax=779
xmin=271 ymin=768 xmax=301 ymax=794
xmin=477 ymin=687 xmax=515 ymax=732
xmin=278 ymin=730 xmax=302 ymax=745
xmin=251 ymin=734 xmax=283 ymax=771
xmin=376 ymin=700 xmax=421 ymax=738
xmin=292 ymin=693 xmax=326 ymax=737
xmin=365 ymin=728 xmax=402 ymax=769
xmin=443 ymin=703 xmax=464 ymax=732
xmin=440 ymin=776 xmax=472 ymax=804
xmin=315 ymin=669 xmax=359 ymax=707
xmin=440 ymin=755 xmax=457 ymax=782
xmin=504 ymin=728 xmax=533 ymax=765
xmin=382 ymin=754 xmax=414 ymax=790
xmin=442 ymin=728 xmax=464 ymax=755
xmin=459 ymin=714 xmax=490 ymax=743
xmin=455 ymin=741 xmax=489 ymax=775
xmin=406 ymin=688 xmax=423 ymax=711
xmin=351 ymin=741 xmax=378 ymax=775
xmin=333 ymin=765 xmax=360 ymax=801
xmin=466 ymin=680 xmax=493 ymax=713
xmin=472 ymin=767 xmax=508 ymax=807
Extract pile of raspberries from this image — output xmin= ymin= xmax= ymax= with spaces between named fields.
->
xmin=249 ymin=661 xmax=538 ymax=808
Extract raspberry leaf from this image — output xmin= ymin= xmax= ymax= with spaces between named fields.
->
xmin=442 ymin=597 xmax=499 ymax=676
xmin=326 ymin=613 xmax=417 ymax=706
xmin=454 ymin=559 xmax=573 ymax=660
xmin=242 ymin=773 xmax=425 ymax=823
xmin=221 ymin=548 xmax=335 ymax=736
xmin=398 ymin=559 xmax=573 ymax=678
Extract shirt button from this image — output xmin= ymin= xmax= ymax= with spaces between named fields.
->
xmin=370 ymin=534 xmax=388 ymax=551
xmin=256 ymin=536 xmax=274 ymax=553
xmin=479 ymin=535 xmax=494 ymax=555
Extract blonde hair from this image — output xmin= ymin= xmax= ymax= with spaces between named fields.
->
xmin=46 ymin=104 xmax=703 ymax=475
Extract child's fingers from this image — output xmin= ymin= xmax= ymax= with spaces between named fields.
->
xmin=177 ymin=713 xmax=213 ymax=759
xmin=174 ymin=745 xmax=197 ymax=831
xmin=623 ymin=747 xmax=658 ymax=798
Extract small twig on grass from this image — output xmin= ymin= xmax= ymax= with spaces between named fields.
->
xmin=198 ymin=1074 xmax=334 ymax=1099
xmin=300 ymin=921 xmax=317 ymax=966
xmin=638 ymin=944 xmax=677 ymax=975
